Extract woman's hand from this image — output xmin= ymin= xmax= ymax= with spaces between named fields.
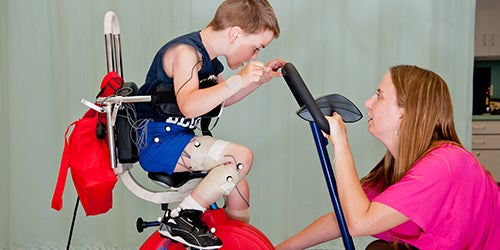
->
xmin=324 ymin=112 xmax=348 ymax=146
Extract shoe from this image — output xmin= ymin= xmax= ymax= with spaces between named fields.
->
xmin=159 ymin=209 xmax=223 ymax=249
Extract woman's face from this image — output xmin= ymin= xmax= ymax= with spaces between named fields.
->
xmin=364 ymin=71 xmax=404 ymax=151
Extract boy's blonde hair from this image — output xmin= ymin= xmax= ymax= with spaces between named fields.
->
xmin=207 ymin=0 xmax=280 ymax=38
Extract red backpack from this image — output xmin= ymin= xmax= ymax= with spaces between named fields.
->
xmin=51 ymin=72 xmax=122 ymax=216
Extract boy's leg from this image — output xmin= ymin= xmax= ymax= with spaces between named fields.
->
xmin=224 ymin=179 xmax=251 ymax=222
xmin=160 ymin=136 xmax=253 ymax=249
xmin=190 ymin=141 xmax=252 ymax=222
xmin=175 ymin=136 xmax=252 ymax=210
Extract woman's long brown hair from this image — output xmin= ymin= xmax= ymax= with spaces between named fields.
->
xmin=361 ymin=65 xmax=462 ymax=192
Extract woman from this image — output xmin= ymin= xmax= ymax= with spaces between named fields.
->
xmin=275 ymin=65 xmax=499 ymax=249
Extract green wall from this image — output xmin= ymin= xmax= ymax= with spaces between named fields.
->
xmin=0 ymin=0 xmax=475 ymax=249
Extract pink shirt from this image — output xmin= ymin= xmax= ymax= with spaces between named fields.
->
xmin=365 ymin=143 xmax=500 ymax=249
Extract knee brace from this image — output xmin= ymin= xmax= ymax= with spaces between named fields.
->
xmin=194 ymin=164 xmax=242 ymax=204
xmin=190 ymin=138 xmax=229 ymax=171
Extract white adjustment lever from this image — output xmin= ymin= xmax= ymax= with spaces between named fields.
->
xmin=81 ymin=99 xmax=104 ymax=113
xmin=110 ymin=102 xmax=121 ymax=126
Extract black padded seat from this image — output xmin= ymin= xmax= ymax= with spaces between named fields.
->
xmin=148 ymin=171 xmax=208 ymax=188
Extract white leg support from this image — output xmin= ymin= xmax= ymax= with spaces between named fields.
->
xmin=194 ymin=164 xmax=241 ymax=204
xmin=190 ymin=137 xmax=230 ymax=171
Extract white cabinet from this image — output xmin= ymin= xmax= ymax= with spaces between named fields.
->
xmin=474 ymin=0 xmax=500 ymax=58
xmin=472 ymin=120 xmax=500 ymax=181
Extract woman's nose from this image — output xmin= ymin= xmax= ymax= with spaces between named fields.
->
xmin=364 ymin=96 xmax=373 ymax=109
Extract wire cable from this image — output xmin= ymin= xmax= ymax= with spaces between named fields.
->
xmin=175 ymin=60 xmax=202 ymax=97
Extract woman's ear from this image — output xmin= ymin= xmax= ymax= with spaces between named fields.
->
xmin=398 ymin=108 xmax=404 ymax=119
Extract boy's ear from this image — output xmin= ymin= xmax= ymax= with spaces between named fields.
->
xmin=229 ymin=26 xmax=243 ymax=43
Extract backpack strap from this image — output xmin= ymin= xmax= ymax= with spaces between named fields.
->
xmin=51 ymin=120 xmax=77 ymax=211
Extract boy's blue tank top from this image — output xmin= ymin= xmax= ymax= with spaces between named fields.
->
xmin=137 ymin=31 xmax=224 ymax=121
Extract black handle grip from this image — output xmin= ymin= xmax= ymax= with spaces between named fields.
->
xmin=282 ymin=63 xmax=330 ymax=134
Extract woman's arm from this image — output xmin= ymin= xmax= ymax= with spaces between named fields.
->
xmin=326 ymin=113 xmax=408 ymax=236
xmin=275 ymin=212 xmax=342 ymax=250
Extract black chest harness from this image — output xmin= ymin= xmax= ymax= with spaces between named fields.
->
xmin=151 ymin=77 xmax=222 ymax=136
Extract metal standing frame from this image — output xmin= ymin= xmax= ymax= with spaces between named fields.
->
xmin=104 ymin=11 xmax=123 ymax=77
xmin=94 ymin=11 xmax=201 ymax=205
xmin=102 ymin=11 xmax=121 ymax=170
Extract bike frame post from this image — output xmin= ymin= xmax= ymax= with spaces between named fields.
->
xmin=282 ymin=62 xmax=355 ymax=250
xmin=309 ymin=122 xmax=355 ymax=250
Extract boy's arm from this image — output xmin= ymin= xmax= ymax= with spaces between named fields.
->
xmin=171 ymin=45 xmax=284 ymax=114
xmin=170 ymin=44 xmax=236 ymax=118
xmin=224 ymin=59 xmax=285 ymax=106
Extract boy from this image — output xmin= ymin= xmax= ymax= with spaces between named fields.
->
xmin=136 ymin=0 xmax=284 ymax=249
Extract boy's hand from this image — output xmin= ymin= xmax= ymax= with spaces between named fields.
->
xmin=267 ymin=59 xmax=286 ymax=72
xmin=260 ymin=59 xmax=286 ymax=83
xmin=238 ymin=61 xmax=266 ymax=87
xmin=235 ymin=59 xmax=286 ymax=90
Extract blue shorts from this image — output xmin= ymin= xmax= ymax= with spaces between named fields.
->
xmin=138 ymin=122 xmax=195 ymax=174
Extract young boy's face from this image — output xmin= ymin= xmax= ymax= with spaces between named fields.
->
xmin=226 ymin=29 xmax=275 ymax=69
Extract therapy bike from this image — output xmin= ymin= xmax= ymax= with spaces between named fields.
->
xmin=82 ymin=11 xmax=363 ymax=250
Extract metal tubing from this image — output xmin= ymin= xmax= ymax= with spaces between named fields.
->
xmin=103 ymin=11 xmax=122 ymax=168
xmin=104 ymin=34 xmax=114 ymax=73
xmin=113 ymin=34 xmax=123 ymax=77
xmin=282 ymin=62 xmax=354 ymax=249
xmin=104 ymin=103 xmax=117 ymax=168
xmin=96 ymin=95 xmax=152 ymax=105
xmin=104 ymin=11 xmax=122 ymax=76
xmin=310 ymin=122 xmax=355 ymax=250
